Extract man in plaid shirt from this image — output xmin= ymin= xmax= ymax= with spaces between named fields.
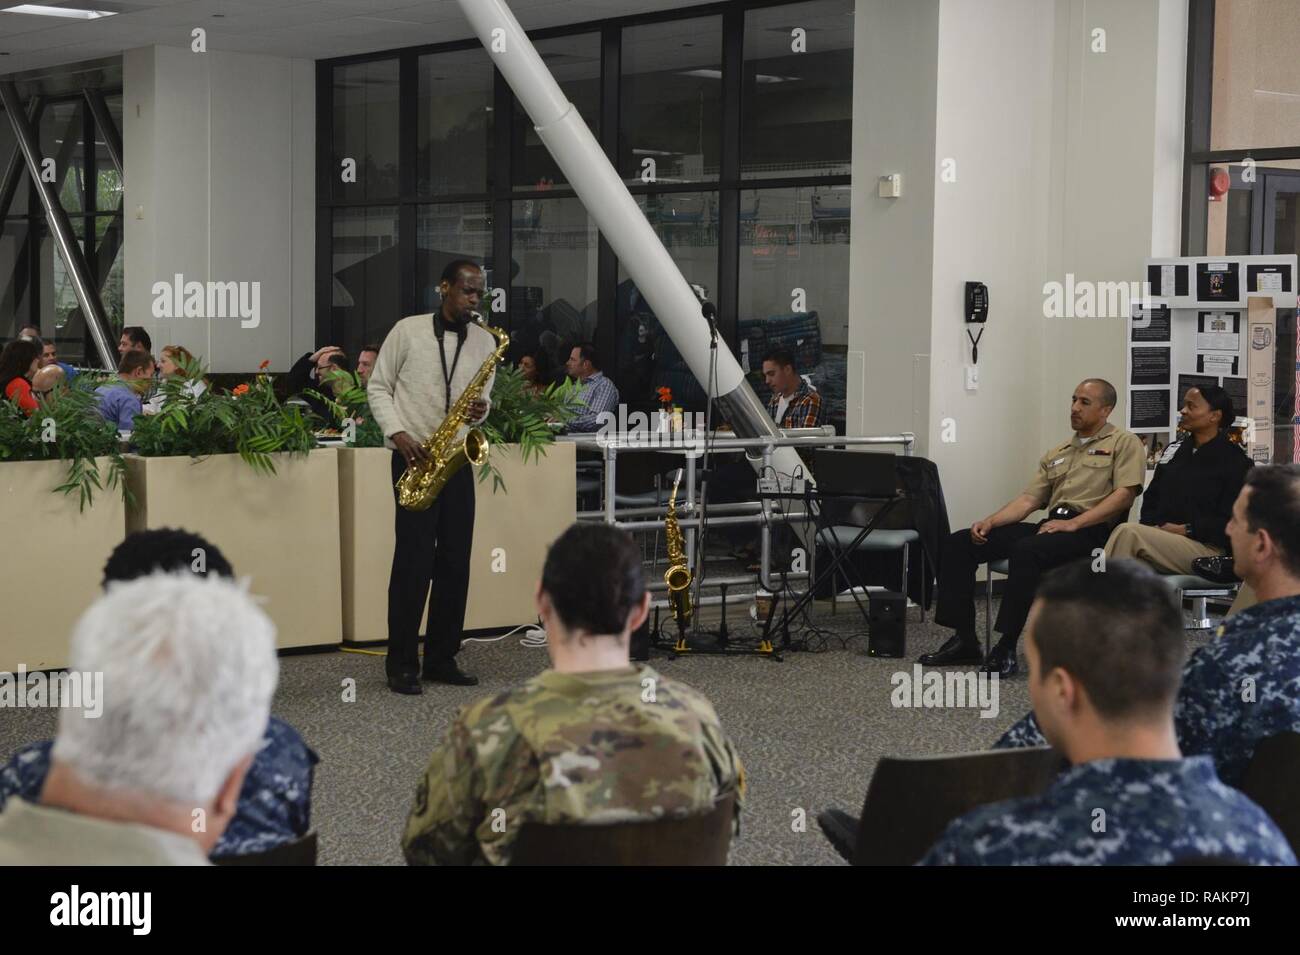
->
xmin=565 ymin=342 xmax=620 ymax=432
xmin=762 ymin=348 xmax=823 ymax=429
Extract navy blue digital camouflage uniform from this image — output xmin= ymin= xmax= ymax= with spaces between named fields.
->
xmin=994 ymin=594 xmax=1300 ymax=786
xmin=919 ymin=756 xmax=1296 ymax=866
xmin=0 ymin=716 xmax=317 ymax=857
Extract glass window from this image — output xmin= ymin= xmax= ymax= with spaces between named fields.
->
xmin=513 ymin=33 xmax=601 ymax=191
xmin=96 ymin=215 xmax=124 ymax=338
xmin=95 ymin=94 xmax=123 ymax=212
xmin=333 ymin=59 xmax=400 ymax=201
xmin=414 ymin=201 xmax=493 ymax=315
xmin=39 ymin=100 xmax=84 ymax=214
xmin=0 ymin=112 xmax=30 ymax=216
xmin=742 ymin=0 xmax=854 ymax=179
xmin=510 ymin=196 xmax=598 ymax=385
xmin=41 ymin=217 xmax=88 ymax=361
xmin=332 ymin=206 xmax=400 ymax=355
xmin=418 ymin=50 xmax=494 ymax=196
xmin=737 ymin=185 xmax=850 ymax=434
xmin=1210 ymin=0 xmax=1300 ymax=151
xmin=0 ymin=220 xmax=34 ymax=339
xmin=616 ymin=192 xmax=719 ymax=408
xmin=621 ymin=17 xmax=723 ymax=185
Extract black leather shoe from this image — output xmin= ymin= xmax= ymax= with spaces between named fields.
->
xmin=386 ymin=671 xmax=423 ymax=695
xmin=980 ymin=644 xmax=1019 ymax=677
xmin=422 ymin=660 xmax=479 ymax=686
xmin=918 ymin=633 xmax=983 ymax=666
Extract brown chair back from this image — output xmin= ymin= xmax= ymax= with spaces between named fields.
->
xmin=854 ymin=747 xmax=1065 ymax=865
xmin=1238 ymin=731 xmax=1300 ymax=855
xmin=213 ymin=831 xmax=318 ymax=866
xmin=511 ymin=793 xmax=736 ymax=866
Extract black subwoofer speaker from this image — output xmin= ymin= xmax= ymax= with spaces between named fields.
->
xmin=868 ymin=591 xmax=906 ymax=658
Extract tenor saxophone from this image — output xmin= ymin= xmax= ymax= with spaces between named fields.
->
xmin=664 ymin=470 xmax=693 ymax=650
xmin=396 ymin=314 xmax=510 ymax=511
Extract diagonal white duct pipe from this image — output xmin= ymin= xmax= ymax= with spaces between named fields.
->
xmin=453 ymin=0 xmax=809 ymax=483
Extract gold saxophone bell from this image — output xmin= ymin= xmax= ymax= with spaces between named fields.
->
xmin=663 ymin=470 xmax=693 ymax=651
xmin=396 ymin=315 xmax=510 ymax=512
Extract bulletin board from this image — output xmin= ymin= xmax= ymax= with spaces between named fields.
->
xmin=1130 ymin=255 xmax=1298 ymax=466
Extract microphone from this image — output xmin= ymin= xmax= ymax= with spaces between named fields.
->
xmin=701 ymin=301 xmax=718 ymax=341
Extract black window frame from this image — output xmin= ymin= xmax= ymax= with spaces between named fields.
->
xmin=317 ymin=0 xmax=853 ymax=402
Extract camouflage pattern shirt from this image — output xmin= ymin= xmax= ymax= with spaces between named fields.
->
xmin=401 ymin=665 xmax=745 ymax=866
xmin=919 ymin=756 xmax=1296 ymax=866
xmin=994 ymin=594 xmax=1300 ymax=786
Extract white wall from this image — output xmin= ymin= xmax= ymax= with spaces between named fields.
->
xmin=847 ymin=0 xmax=939 ymax=448
xmin=124 ymin=45 xmax=315 ymax=373
xmin=848 ymin=0 xmax=1188 ymax=530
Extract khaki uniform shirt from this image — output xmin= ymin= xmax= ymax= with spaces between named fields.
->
xmin=401 ymin=665 xmax=745 ymax=866
xmin=1022 ymin=422 xmax=1145 ymax=513
xmin=0 ymin=798 xmax=211 ymax=865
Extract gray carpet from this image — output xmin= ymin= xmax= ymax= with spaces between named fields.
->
xmin=0 ymin=595 xmax=1218 ymax=866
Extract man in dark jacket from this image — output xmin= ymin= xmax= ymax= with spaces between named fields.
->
xmin=1104 ymin=384 xmax=1251 ymax=574
xmin=285 ymin=345 xmax=351 ymax=427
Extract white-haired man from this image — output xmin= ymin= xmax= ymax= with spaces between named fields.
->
xmin=0 ymin=572 xmax=279 ymax=864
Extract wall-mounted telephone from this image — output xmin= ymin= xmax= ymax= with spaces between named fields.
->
xmin=964 ymin=281 xmax=988 ymax=364
xmin=965 ymin=281 xmax=988 ymax=323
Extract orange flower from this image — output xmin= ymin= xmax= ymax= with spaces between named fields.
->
xmin=657 ymin=386 xmax=673 ymax=404
xmin=259 ymin=359 xmax=271 ymax=370
xmin=232 ymin=383 xmax=250 ymax=397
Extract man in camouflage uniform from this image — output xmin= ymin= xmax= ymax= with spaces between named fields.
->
xmin=921 ymin=560 xmax=1294 ymax=865
xmin=995 ymin=465 xmax=1300 ymax=787
xmin=402 ymin=522 xmax=744 ymax=865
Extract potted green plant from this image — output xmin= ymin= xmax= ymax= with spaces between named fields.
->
xmin=124 ymin=356 xmax=342 ymax=650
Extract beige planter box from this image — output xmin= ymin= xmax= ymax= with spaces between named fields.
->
xmin=0 ymin=459 xmax=126 ymax=673
xmin=126 ymin=450 xmax=341 ymax=650
xmin=338 ymin=442 xmax=576 ymax=643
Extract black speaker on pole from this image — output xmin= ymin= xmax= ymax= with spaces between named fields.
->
xmin=867 ymin=591 xmax=906 ymax=658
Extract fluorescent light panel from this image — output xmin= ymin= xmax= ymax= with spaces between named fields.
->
xmin=2 ymin=4 xmax=117 ymax=18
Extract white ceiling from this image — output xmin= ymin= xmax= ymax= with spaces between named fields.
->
xmin=0 ymin=0 xmax=721 ymax=75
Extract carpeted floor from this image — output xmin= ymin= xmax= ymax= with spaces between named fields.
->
xmin=0 ymin=594 xmax=1219 ymax=866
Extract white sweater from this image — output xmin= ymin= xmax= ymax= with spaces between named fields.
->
xmin=366 ymin=313 xmax=497 ymax=449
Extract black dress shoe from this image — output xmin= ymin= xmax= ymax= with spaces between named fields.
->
xmin=386 ymin=671 xmax=423 ymax=695
xmin=918 ymin=633 xmax=983 ymax=666
xmin=422 ymin=660 xmax=479 ymax=686
xmin=979 ymin=644 xmax=1019 ymax=677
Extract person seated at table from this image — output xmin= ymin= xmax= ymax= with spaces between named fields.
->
xmin=38 ymin=338 xmax=77 ymax=382
xmin=95 ymin=350 xmax=155 ymax=431
xmin=31 ymin=363 xmax=66 ymax=400
xmin=918 ymin=559 xmax=1294 ymax=866
xmin=356 ymin=343 xmax=380 ymax=385
xmin=0 ymin=528 xmax=320 ymax=859
xmin=286 ymin=345 xmax=352 ymax=426
xmin=762 ymin=348 xmax=824 ymax=429
xmin=563 ymin=342 xmax=618 ymax=433
xmin=1104 ymin=385 xmax=1250 ymax=576
xmin=0 ymin=338 xmax=41 ymax=415
xmin=519 ymin=351 xmax=552 ymax=396
xmin=143 ymin=344 xmax=208 ymax=414
xmin=118 ymin=325 xmax=152 ymax=360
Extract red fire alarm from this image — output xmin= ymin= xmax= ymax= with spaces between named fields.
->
xmin=1209 ymin=168 xmax=1230 ymax=201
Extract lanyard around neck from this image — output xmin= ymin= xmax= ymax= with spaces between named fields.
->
xmin=435 ymin=316 xmax=467 ymax=408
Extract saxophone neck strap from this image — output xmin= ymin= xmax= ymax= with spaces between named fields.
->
xmin=434 ymin=316 xmax=469 ymax=409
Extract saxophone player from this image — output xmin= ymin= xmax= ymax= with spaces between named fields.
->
xmin=367 ymin=260 xmax=496 ymax=695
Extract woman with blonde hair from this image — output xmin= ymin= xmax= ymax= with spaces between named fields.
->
xmin=143 ymin=344 xmax=207 ymax=413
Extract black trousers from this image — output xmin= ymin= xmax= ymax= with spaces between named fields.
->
xmin=386 ymin=451 xmax=476 ymax=676
xmin=934 ymin=520 xmax=1111 ymax=645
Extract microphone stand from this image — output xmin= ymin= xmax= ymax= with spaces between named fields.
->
xmin=687 ymin=303 xmax=730 ymax=650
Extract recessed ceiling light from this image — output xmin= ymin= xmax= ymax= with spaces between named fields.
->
xmin=2 ymin=4 xmax=117 ymax=18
